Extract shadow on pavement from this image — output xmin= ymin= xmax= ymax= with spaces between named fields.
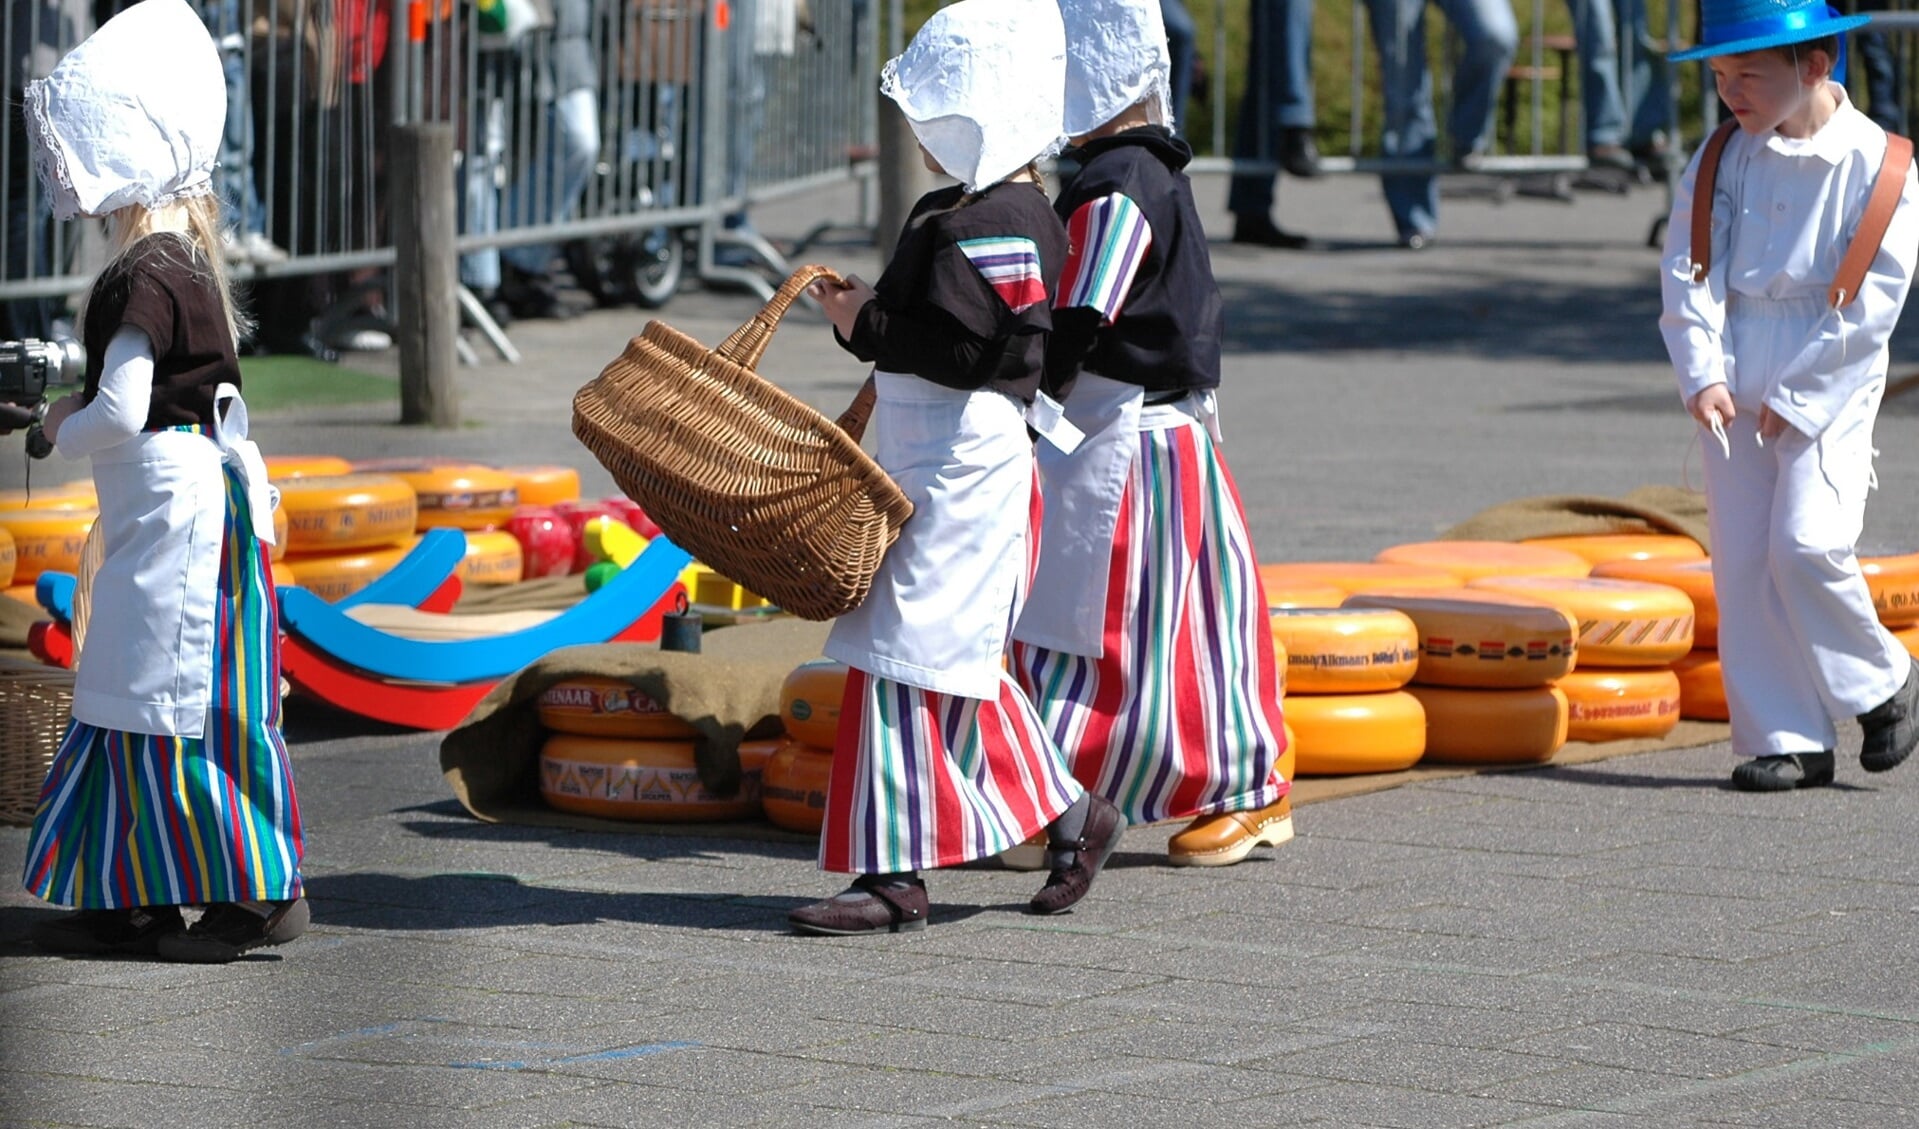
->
xmin=1538 ymin=763 xmax=1877 ymax=793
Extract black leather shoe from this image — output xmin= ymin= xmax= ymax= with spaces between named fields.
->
xmin=1860 ymin=662 xmax=1919 ymax=772
xmin=1280 ymin=127 xmax=1322 ymax=178
xmin=789 ymin=875 xmax=929 ymax=936
xmin=31 ymin=906 xmax=184 ymax=956
xmin=1232 ymin=214 xmax=1311 ymax=250
xmin=1730 ymin=752 xmax=1835 ymax=792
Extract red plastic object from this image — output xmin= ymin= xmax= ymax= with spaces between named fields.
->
xmin=28 ymin=620 xmax=72 ymax=668
xmin=417 ymin=575 xmax=464 ymax=613
xmin=280 ymin=635 xmax=499 ymax=730
xmin=600 ymin=497 xmax=662 ymax=541
xmin=552 ymin=499 xmax=616 ymax=574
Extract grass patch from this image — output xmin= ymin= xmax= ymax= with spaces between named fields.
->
xmin=238 ymin=354 xmax=397 ymax=413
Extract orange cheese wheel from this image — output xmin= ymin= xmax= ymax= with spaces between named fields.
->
xmin=1590 ymin=559 xmax=1717 ymax=649
xmin=264 ymin=454 xmax=355 ymax=480
xmin=1521 ymin=533 xmax=1706 ymax=567
xmin=538 ymin=734 xmax=760 ymax=822
xmin=1465 ymin=576 xmax=1695 ymax=667
xmin=0 ymin=481 xmax=94 ymax=510
xmin=1269 ymin=607 xmax=1420 ymax=693
xmin=1861 ymin=553 xmax=1919 ymax=627
xmin=267 ymin=503 xmax=289 ymax=561
xmin=1278 ymin=721 xmax=1296 ymax=786
xmin=1342 ymin=589 xmax=1578 ymax=688
xmin=458 ymin=529 xmax=525 ymax=586
xmin=385 ymin=464 xmax=520 ymax=531
xmin=1285 ymin=691 xmax=1426 ymax=776
xmin=1407 ymin=684 xmax=1569 ymax=764
xmin=0 ymin=508 xmax=95 ymax=584
xmin=536 ymin=676 xmax=700 ymax=739
xmin=1897 ymin=625 xmax=1919 ymax=661
xmin=1375 ymin=540 xmax=1591 ymax=582
xmin=279 ymin=542 xmax=415 ymax=602
xmin=1263 ymin=580 xmax=1349 ymax=610
xmin=1258 ymin=561 xmax=1461 ymax=599
xmin=278 ymin=474 xmax=418 ymax=552
xmin=0 ymin=527 xmax=13 ymax=589
xmin=268 ymin=558 xmax=298 ymax=589
xmin=4 ymin=583 xmax=39 ymax=606
xmin=1557 ymin=668 xmax=1683 ymax=742
xmin=762 ymin=739 xmax=833 ymax=833
xmin=1671 ymin=650 xmax=1729 ymax=722
xmin=502 ymin=465 xmax=583 ymax=507
xmin=782 ymin=659 xmax=848 ymax=747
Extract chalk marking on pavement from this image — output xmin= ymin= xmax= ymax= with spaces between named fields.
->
xmin=450 ymin=1041 xmax=700 ymax=1071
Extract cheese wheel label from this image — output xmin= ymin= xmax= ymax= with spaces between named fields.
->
xmin=539 ymin=681 xmax=669 ymax=719
xmin=540 ymin=758 xmax=759 ymax=806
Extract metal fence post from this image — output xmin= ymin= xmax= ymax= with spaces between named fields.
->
xmin=393 ymin=122 xmax=460 ymax=427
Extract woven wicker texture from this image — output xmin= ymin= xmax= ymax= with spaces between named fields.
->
xmin=572 ymin=265 xmax=914 ymax=621
xmin=0 ymin=658 xmax=71 ymax=825
xmin=70 ymin=520 xmax=103 ymax=665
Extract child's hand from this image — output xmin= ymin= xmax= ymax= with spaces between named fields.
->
xmin=39 ymin=394 xmax=80 ymax=444
xmin=810 ymin=274 xmax=876 ymax=340
xmin=1757 ymin=404 xmax=1795 ymax=441
xmin=1686 ymin=384 xmax=1735 ymax=430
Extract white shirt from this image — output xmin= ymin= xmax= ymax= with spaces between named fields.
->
xmin=1659 ymin=84 xmax=1919 ymax=438
xmin=55 ymin=326 xmax=152 ymax=458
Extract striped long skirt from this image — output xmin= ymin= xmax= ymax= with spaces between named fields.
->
xmin=22 ymin=465 xmax=304 ymax=909
xmin=1013 ymin=420 xmax=1287 ymax=826
xmin=818 ymin=667 xmax=1085 ymax=875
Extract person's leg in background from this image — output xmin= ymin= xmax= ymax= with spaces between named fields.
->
xmin=1228 ymin=0 xmax=1315 ymax=247
xmin=1363 ymin=0 xmax=1441 ymax=247
xmin=1856 ymin=0 xmax=1906 ymax=135
xmin=1564 ymin=0 xmax=1635 ymax=168
xmin=1160 ymin=0 xmax=1196 ymax=129
xmin=1616 ymin=0 xmax=1672 ymax=165
xmin=461 ymin=61 xmax=508 ymax=325
xmin=204 ymin=0 xmax=285 ymax=265
xmin=1435 ymin=0 xmax=1518 ymax=165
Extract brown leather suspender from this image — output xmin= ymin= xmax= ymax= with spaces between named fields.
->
xmin=1689 ymin=119 xmax=1914 ymax=308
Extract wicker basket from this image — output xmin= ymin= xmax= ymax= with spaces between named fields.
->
xmin=0 ymin=658 xmax=72 ymax=826
xmin=572 ymin=264 xmax=915 ymax=621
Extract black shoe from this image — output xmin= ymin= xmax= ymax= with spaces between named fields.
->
xmin=156 ymin=898 xmax=310 ymax=963
xmin=1280 ymin=127 xmax=1322 ymax=178
xmin=1232 ymin=214 xmax=1311 ymax=250
xmin=1730 ymin=752 xmax=1836 ymax=792
xmin=1586 ymin=143 xmax=1637 ymax=173
xmin=30 ymin=905 xmax=184 ymax=957
xmin=1028 ymin=794 xmax=1126 ymax=915
xmin=1398 ymin=231 xmax=1433 ymax=251
xmin=788 ymin=874 xmax=929 ymax=936
xmin=1860 ymin=663 xmax=1919 ymax=772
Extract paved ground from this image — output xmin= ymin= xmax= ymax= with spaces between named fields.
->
xmin=5 ymin=171 xmax=1919 ymax=1128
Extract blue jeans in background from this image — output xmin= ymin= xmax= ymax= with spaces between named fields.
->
xmin=1227 ymin=0 xmax=1317 ymax=219
xmin=501 ymin=88 xmax=601 ymax=275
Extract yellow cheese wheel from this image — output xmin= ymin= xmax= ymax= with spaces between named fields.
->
xmin=264 ymin=454 xmax=355 ymax=480
xmin=538 ymin=734 xmax=760 ymax=822
xmin=1342 ymin=589 xmax=1579 ymax=688
xmin=268 ymin=558 xmax=298 ymax=589
xmin=1557 ymin=668 xmax=1683 ymax=742
xmin=1258 ymin=561 xmax=1461 ymax=599
xmin=458 ymin=529 xmax=525 ymax=586
xmin=762 ymin=739 xmax=833 ymax=833
xmin=1521 ymin=533 xmax=1706 ymax=567
xmin=536 ymin=676 xmax=700 ymax=739
xmin=1278 ymin=721 xmax=1296 ymax=786
xmin=1263 ymin=580 xmax=1348 ymax=610
xmin=0 ymin=527 xmax=13 ymax=589
xmin=1375 ymin=540 xmax=1591 ymax=581
xmin=386 ymin=464 xmax=520 ymax=531
xmin=1590 ymin=559 xmax=1718 ymax=649
xmin=0 ymin=508 xmax=95 ymax=584
xmin=1407 ymin=684 xmax=1569 ymax=764
xmin=267 ymin=503 xmax=288 ymax=561
xmin=279 ymin=541 xmax=416 ymax=602
xmin=1465 ymin=576 xmax=1695 ymax=667
xmin=782 ymin=658 xmax=848 ymax=747
xmin=278 ymin=474 xmax=418 ymax=552
xmin=1861 ymin=553 xmax=1919 ymax=627
xmin=1897 ymin=625 xmax=1919 ymax=661
xmin=1285 ymin=691 xmax=1426 ymax=776
xmin=1269 ymin=607 xmax=1420 ymax=693
xmin=4 ymin=583 xmax=39 ymax=606
xmin=0 ymin=481 xmax=94 ymax=510
xmin=502 ymin=465 xmax=583 ymax=507
xmin=1671 ymin=650 xmax=1729 ymax=722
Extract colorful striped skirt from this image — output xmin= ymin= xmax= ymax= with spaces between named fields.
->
xmin=22 ymin=463 xmax=304 ymax=909
xmin=819 ymin=667 xmax=1085 ymax=875
xmin=1014 ymin=419 xmax=1287 ymax=826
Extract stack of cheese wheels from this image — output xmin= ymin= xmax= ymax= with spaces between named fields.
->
xmin=263 ymin=454 xmax=354 ymax=480
xmin=534 ymin=675 xmax=766 ymax=821
xmin=502 ymin=465 xmax=583 ymax=507
xmin=274 ymin=473 xmax=419 ymax=601
xmin=0 ymin=504 xmax=95 ymax=588
xmin=358 ymin=460 xmax=520 ymax=533
xmin=1344 ymin=587 xmax=1576 ymax=765
xmin=1591 ymin=558 xmax=1722 ymax=721
xmin=1258 ymin=561 xmax=1460 ymax=601
xmin=1375 ymin=540 xmax=1592 ymax=582
xmin=1269 ymin=606 xmax=1425 ymax=775
xmin=1468 ymin=575 xmax=1690 ymax=743
xmin=0 ymin=526 xmax=14 ymax=589
xmin=1521 ymin=533 xmax=1706 ymax=568
xmin=765 ymin=658 xmax=847 ymax=833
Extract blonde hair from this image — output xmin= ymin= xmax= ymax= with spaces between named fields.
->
xmin=76 ymin=194 xmax=251 ymax=348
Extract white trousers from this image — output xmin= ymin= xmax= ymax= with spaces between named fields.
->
xmin=1701 ymin=399 xmax=1907 ymax=757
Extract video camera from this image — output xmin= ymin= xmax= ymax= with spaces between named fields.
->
xmin=0 ymin=337 xmax=86 ymax=459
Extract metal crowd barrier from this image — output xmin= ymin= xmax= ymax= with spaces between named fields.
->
xmin=0 ymin=0 xmax=880 ymax=347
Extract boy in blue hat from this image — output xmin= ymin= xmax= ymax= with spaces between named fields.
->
xmin=1660 ymin=0 xmax=1919 ymax=791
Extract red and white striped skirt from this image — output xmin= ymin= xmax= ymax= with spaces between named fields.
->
xmin=1014 ymin=420 xmax=1287 ymax=825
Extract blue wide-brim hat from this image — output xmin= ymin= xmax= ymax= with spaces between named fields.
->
xmin=1671 ymin=0 xmax=1869 ymax=62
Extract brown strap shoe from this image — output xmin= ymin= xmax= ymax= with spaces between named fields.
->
xmin=1028 ymin=794 xmax=1126 ymax=916
xmin=789 ymin=875 xmax=929 ymax=936
xmin=1167 ymin=796 xmax=1294 ymax=868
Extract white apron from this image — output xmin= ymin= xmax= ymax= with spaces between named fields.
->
xmin=74 ymin=385 xmax=276 ymax=738
xmin=825 ymin=371 xmax=1036 ymax=700
xmin=1013 ymin=372 xmax=1220 ymax=656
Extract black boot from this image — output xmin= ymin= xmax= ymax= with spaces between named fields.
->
xmin=1860 ymin=663 xmax=1919 ymax=773
xmin=1731 ymin=752 xmax=1836 ymax=792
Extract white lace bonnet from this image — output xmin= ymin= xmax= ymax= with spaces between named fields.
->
xmin=24 ymin=0 xmax=226 ymax=221
xmin=880 ymin=0 xmax=1068 ymax=193
xmin=1058 ymin=0 xmax=1174 ymax=136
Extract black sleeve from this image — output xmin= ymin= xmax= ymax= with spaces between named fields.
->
xmin=1042 ymin=305 xmax=1102 ymax=399
xmin=844 ymin=299 xmax=993 ymax=390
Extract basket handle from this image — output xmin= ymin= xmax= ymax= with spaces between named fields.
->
xmin=834 ymin=375 xmax=879 ymax=443
xmin=715 ymin=264 xmax=846 ymax=370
